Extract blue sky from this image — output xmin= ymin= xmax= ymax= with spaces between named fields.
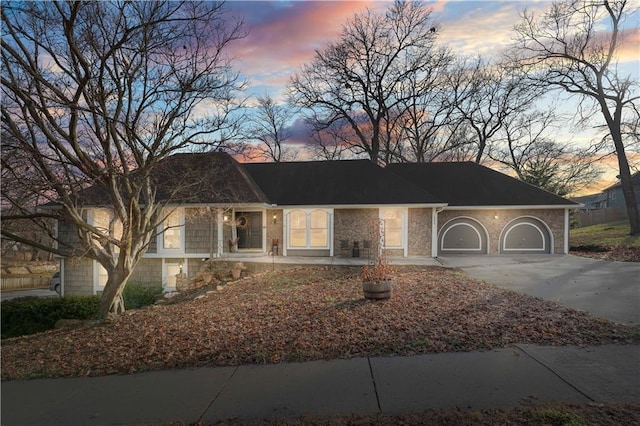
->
xmin=223 ymin=1 xmax=639 ymax=191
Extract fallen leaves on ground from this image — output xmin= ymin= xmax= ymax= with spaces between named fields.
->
xmin=571 ymin=246 xmax=640 ymax=262
xmin=1 ymin=267 xmax=638 ymax=380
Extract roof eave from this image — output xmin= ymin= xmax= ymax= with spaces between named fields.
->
xmin=272 ymin=203 xmax=448 ymax=209
xmin=443 ymin=204 xmax=581 ymax=210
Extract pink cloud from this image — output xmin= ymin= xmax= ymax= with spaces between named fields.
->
xmin=229 ymin=1 xmax=381 ymax=88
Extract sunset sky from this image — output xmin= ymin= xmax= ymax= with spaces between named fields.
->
xmin=223 ymin=0 xmax=639 ymax=193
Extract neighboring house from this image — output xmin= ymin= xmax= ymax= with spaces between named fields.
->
xmin=602 ymin=172 xmax=640 ymax=210
xmin=55 ymin=152 xmax=580 ymax=296
xmin=572 ymin=193 xmax=607 ymax=210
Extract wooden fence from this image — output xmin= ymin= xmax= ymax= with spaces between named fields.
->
xmin=1 ymin=275 xmax=51 ymax=291
xmin=576 ymin=207 xmax=628 ymax=227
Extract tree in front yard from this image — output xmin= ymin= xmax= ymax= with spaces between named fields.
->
xmin=508 ymin=0 xmax=639 ymax=234
xmin=1 ymin=1 xmax=246 ymax=318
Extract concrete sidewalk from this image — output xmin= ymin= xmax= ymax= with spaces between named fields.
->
xmin=2 ymin=344 xmax=638 ymax=425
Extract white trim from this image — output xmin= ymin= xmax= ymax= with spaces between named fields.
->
xmin=217 ymin=209 xmax=224 ymax=257
xmin=329 ymin=211 xmax=335 ymax=257
xmin=232 ymin=208 xmax=266 ymax=251
xmin=162 ymin=258 xmax=187 ymax=292
xmin=93 ymin=260 xmax=107 ymax=294
xmin=441 ymin=223 xmax=482 ymax=251
xmin=379 ymin=207 xmax=408 ymax=257
xmin=276 ymin=203 xmax=447 ymax=209
xmin=157 ymin=208 xmax=185 ymax=255
xmin=502 ymin=223 xmax=546 ymax=252
xmin=262 ymin=210 xmax=268 ymax=253
xmin=499 ymin=216 xmax=554 ymax=254
xmin=443 ymin=204 xmax=579 ymax=210
xmin=439 ymin=216 xmax=490 ymax=255
xmin=431 ymin=208 xmax=442 ymax=257
xmin=564 ymin=208 xmax=570 ymax=254
xmin=284 ymin=208 xmax=332 ymax=251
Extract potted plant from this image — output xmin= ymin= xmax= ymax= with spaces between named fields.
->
xmin=361 ymin=218 xmax=394 ymax=300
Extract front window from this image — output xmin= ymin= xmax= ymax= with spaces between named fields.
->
xmin=161 ymin=209 xmax=183 ymax=251
xmin=310 ymin=210 xmax=328 ymax=247
xmin=289 ymin=210 xmax=307 ymax=247
xmin=287 ymin=209 xmax=329 ymax=249
xmin=93 ymin=209 xmax=123 ymax=245
xmin=380 ymin=208 xmax=405 ymax=248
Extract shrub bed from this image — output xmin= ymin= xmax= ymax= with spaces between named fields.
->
xmin=1 ymin=284 xmax=162 ymax=339
xmin=1 ymin=296 xmax=100 ymax=339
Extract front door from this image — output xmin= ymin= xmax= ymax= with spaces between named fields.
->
xmin=235 ymin=211 xmax=263 ymax=249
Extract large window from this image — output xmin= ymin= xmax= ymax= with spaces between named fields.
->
xmin=380 ymin=208 xmax=405 ymax=248
xmin=289 ymin=210 xmax=307 ymax=247
xmin=287 ymin=209 xmax=329 ymax=249
xmin=92 ymin=209 xmax=123 ymax=244
xmin=161 ymin=209 xmax=183 ymax=251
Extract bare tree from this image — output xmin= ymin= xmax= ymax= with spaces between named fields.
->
xmin=305 ymin=116 xmax=355 ymax=161
xmin=510 ymin=0 xmax=640 ymax=234
xmin=288 ymin=0 xmax=441 ymax=165
xmin=244 ymin=94 xmax=297 ymax=162
xmin=391 ymin=48 xmax=473 ymax=163
xmin=489 ymin=109 xmax=603 ymax=196
xmin=1 ymin=1 xmax=246 ymax=318
xmin=449 ymin=57 xmax=543 ymax=164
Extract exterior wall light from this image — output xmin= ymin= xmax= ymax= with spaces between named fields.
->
xmin=272 ymin=214 xmax=277 ymax=224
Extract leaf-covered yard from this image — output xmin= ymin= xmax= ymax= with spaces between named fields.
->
xmin=2 ymin=267 xmax=638 ymax=381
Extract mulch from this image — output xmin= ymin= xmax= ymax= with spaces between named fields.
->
xmin=2 ymin=266 xmax=638 ymax=381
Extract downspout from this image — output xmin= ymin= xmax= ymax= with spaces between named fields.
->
xmin=564 ymin=208 xmax=570 ymax=254
xmin=431 ymin=206 xmax=445 ymax=258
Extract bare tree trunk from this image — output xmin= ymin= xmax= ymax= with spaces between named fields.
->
xmin=98 ymin=269 xmax=131 ymax=320
xmin=611 ymin=131 xmax=640 ymax=235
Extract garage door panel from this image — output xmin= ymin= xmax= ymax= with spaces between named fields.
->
xmin=440 ymin=218 xmax=487 ymax=255
xmin=501 ymin=218 xmax=550 ymax=254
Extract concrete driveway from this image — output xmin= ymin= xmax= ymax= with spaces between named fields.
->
xmin=438 ymin=255 xmax=640 ymax=325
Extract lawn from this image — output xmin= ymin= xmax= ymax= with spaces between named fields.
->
xmin=2 ymin=266 xmax=638 ymax=381
xmin=571 ymin=220 xmax=640 ymax=248
xmin=570 ymin=221 xmax=640 ymax=262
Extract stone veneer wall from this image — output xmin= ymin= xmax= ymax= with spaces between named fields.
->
xmin=408 ymin=208 xmax=432 ymax=257
xmin=63 ymin=257 xmax=94 ymax=296
xmin=438 ymin=209 xmax=566 ymax=255
xmin=333 ymin=209 xmax=378 ymax=258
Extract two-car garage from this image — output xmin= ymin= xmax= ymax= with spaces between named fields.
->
xmin=439 ymin=216 xmax=553 ymax=255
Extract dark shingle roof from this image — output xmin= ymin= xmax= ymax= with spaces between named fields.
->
xmin=386 ymin=162 xmax=579 ymax=207
xmin=243 ymin=160 xmax=443 ymax=206
xmin=153 ymin=152 xmax=268 ymax=204
xmin=73 ymin=152 xmax=268 ymax=206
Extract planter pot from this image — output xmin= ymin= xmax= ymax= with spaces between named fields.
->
xmin=362 ymin=279 xmax=393 ymax=300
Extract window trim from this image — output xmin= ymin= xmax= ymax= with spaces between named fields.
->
xmin=284 ymin=208 xmax=332 ymax=250
xmin=158 ymin=208 xmax=185 ymax=254
xmin=379 ymin=207 xmax=408 ymax=256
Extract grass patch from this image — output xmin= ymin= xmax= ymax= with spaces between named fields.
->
xmin=212 ymin=402 xmax=640 ymax=425
xmin=570 ymin=221 xmax=640 ymax=249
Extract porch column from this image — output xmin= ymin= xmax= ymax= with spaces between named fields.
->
xmin=431 ymin=208 xmax=439 ymax=257
xmin=564 ymin=208 xmax=570 ymax=254
xmin=217 ymin=208 xmax=224 ymax=257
